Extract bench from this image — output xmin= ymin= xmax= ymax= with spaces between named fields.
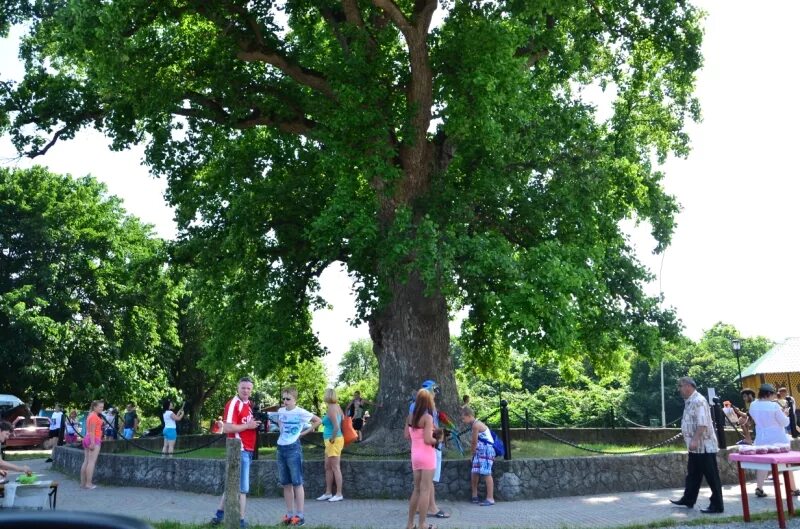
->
xmin=0 ymin=481 xmax=58 ymax=509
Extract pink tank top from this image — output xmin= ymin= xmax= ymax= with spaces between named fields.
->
xmin=409 ymin=426 xmax=436 ymax=470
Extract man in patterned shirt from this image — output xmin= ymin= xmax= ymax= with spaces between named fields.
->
xmin=669 ymin=376 xmax=724 ymax=514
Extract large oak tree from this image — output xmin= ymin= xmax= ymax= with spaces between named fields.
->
xmin=1 ymin=1 xmax=701 ymax=440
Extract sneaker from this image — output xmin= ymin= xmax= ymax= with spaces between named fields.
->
xmin=211 ymin=510 xmax=224 ymax=525
xmin=239 ymin=520 xmax=247 ymax=528
xmin=45 ymin=458 xmax=53 ymax=463
xmin=281 ymin=515 xmax=292 ymax=525
xmin=328 ymin=495 xmax=344 ymax=502
xmin=290 ymin=516 xmax=305 ymax=526
xmin=316 ymin=493 xmax=333 ymax=501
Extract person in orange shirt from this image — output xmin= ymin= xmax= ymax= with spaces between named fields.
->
xmin=81 ymin=400 xmax=104 ymax=489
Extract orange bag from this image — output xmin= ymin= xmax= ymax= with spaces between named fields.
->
xmin=342 ymin=416 xmax=358 ymax=446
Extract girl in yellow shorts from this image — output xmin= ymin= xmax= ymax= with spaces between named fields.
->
xmin=317 ymin=388 xmax=345 ymax=502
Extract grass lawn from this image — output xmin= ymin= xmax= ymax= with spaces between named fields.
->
xmin=123 ymin=439 xmax=680 ymax=460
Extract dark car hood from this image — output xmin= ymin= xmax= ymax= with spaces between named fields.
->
xmin=0 ymin=404 xmax=32 ymax=423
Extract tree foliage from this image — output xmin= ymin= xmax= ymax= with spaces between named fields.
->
xmin=1 ymin=1 xmax=704 ymax=428
xmin=336 ymin=338 xmax=379 ymax=386
xmin=0 ymin=166 xmax=178 ymax=410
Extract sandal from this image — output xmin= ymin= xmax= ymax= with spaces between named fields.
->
xmin=479 ymin=499 xmax=495 ymax=506
xmin=793 ymin=489 xmax=800 ymax=497
xmin=432 ymin=510 xmax=450 ymax=519
xmin=755 ymin=487 xmax=767 ymax=498
xmin=471 ymin=496 xmax=480 ymax=504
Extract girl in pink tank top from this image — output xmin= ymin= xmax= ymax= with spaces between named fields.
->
xmin=404 ymin=389 xmax=441 ymax=529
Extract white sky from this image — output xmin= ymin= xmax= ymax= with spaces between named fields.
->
xmin=1 ymin=0 xmax=799 ymax=380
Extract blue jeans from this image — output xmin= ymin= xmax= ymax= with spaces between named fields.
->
xmin=277 ymin=442 xmax=303 ymax=486
xmin=240 ymin=450 xmax=253 ymax=494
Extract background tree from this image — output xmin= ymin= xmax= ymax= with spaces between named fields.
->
xmin=336 ymin=338 xmax=379 ymax=386
xmin=1 ymin=1 xmax=702 ymax=440
xmin=625 ymin=323 xmax=772 ymax=424
xmin=0 ymin=166 xmax=178 ymax=411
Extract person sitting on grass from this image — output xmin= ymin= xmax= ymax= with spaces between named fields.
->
xmin=461 ymin=406 xmax=496 ymax=506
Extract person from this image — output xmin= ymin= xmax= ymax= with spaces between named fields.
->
xmin=64 ymin=409 xmax=81 ymax=444
xmin=405 ymin=380 xmax=450 ymax=519
xmin=122 ymin=402 xmax=139 ymax=440
xmin=461 ymin=406 xmax=496 ymax=506
xmin=210 ymin=416 xmax=224 ymax=434
xmin=45 ymin=403 xmax=64 ymax=462
xmin=271 ymin=386 xmax=321 ymax=527
xmin=346 ymin=391 xmax=372 ymax=442
xmin=777 ymin=387 xmax=797 ymax=435
xmin=317 ymin=388 xmax=345 ymax=502
xmin=0 ymin=421 xmax=33 ymax=478
xmin=732 ymin=388 xmax=756 ymax=444
xmin=103 ymin=407 xmax=119 ymax=441
xmin=211 ymin=376 xmax=262 ymax=528
xmin=669 ymin=377 xmax=723 ymax=514
xmin=405 ymin=388 xmax=440 ymax=529
xmin=162 ymin=400 xmax=185 ymax=456
xmin=748 ymin=383 xmax=800 ymax=498
xmin=81 ymin=400 xmax=105 ymax=489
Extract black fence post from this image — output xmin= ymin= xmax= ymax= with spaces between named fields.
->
xmin=524 ymin=409 xmax=530 ymax=431
xmin=711 ymin=397 xmax=727 ymax=450
xmin=608 ymin=408 xmax=615 ymax=430
xmin=500 ymin=399 xmax=511 ymax=461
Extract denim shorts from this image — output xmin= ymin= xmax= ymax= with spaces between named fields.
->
xmin=240 ymin=450 xmax=253 ymax=494
xmin=123 ymin=428 xmax=134 ymax=440
xmin=277 ymin=442 xmax=303 ymax=486
xmin=163 ymin=428 xmax=177 ymax=441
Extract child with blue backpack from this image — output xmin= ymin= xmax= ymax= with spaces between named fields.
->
xmin=461 ymin=406 xmax=496 ymax=506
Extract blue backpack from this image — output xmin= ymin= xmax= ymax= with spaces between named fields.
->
xmin=491 ymin=430 xmax=505 ymax=457
xmin=481 ymin=430 xmax=505 ymax=457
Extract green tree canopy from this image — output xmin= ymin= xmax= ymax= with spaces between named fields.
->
xmin=1 ymin=1 xmax=702 ymax=438
xmin=337 ymin=338 xmax=379 ymax=386
xmin=0 ymin=166 xmax=178 ymax=411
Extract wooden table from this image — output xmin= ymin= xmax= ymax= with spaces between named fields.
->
xmin=729 ymin=451 xmax=800 ymax=529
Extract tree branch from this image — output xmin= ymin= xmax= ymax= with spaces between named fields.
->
xmin=180 ymin=92 xmax=316 ymax=135
xmin=236 ymin=44 xmax=335 ymax=99
xmin=514 ymin=15 xmax=554 ymax=67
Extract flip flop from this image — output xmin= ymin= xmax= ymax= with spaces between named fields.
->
xmin=432 ymin=510 xmax=450 ymax=519
xmin=479 ymin=500 xmax=495 ymax=506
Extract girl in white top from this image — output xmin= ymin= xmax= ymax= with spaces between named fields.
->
xmin=162 ymin=400 xmax=185 ymax=457
xmin=749 ymin=383 xmax=798 ymax=497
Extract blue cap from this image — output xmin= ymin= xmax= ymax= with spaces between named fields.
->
xmin=421 ymin=380 xmax=437 ymax=389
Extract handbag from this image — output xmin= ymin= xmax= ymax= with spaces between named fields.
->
xmin=341 ymin=416 xmax=358 ymax=446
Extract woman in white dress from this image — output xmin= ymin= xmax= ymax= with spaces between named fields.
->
xmin=749 ymin=383 xmax=798 ymax=498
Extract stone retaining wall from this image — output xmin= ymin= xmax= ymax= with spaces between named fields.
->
xmin=53 ymin=442 xmax=757 ymax=501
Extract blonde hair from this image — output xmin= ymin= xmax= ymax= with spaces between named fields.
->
xmin=282 ymin=386 xmax=298 ymax=399
xmin=324 ymin=388 xmax=338 ymax=404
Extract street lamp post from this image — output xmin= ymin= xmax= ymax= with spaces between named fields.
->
xmin=732 ymin=339 xmax=743 ymax=391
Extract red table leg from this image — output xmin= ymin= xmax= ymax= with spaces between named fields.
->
xmin=774 ymin=463 xmax=786 ymax=529
xmin=739 ymin=462 xmax=751 ymax=522
xmin=785 ymin=471 xmax=795 ymax=515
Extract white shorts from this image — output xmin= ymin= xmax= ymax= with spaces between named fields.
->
xmin=433 ymin=446 xmax=442 ymax=482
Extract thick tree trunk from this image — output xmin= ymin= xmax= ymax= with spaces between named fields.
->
xmin=363 ymin=271 xmax=457 ymax=447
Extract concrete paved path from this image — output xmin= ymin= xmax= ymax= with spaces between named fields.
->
xmin=5 ymin=457 xmax=797 ymax=528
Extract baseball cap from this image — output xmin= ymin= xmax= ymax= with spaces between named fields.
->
xmin=760 ymin=383 xmax=776 ymax=394
xmin=421 ymin=380 xmax=437 ymax=389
